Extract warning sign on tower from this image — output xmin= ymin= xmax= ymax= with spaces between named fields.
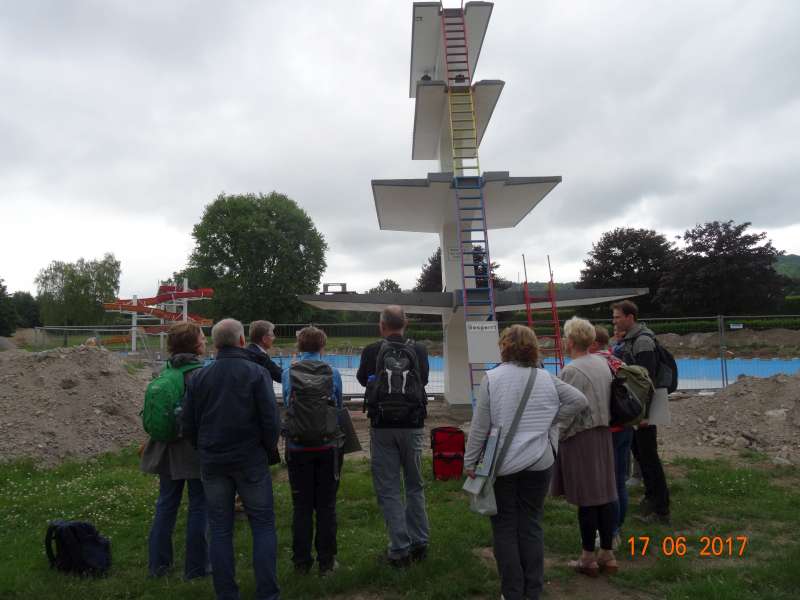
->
xmin=466 ymin=321 xmax=501 ymax=363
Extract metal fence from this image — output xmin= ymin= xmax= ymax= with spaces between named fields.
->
xmin=31 ymin=314 xmax=800 ymax=392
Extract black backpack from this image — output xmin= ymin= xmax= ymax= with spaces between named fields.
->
xmin=45 ymin=520 xmax=111 ymax=577
xmin=367 ymin=340 xmax=427 ymax=426
xmin=284 ymin=360 xmax=340 ymax=446
xmin=626 ymin=331 xmax=679 ymax=394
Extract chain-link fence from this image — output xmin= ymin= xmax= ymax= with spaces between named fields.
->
xmin=31 ymin=314 xmax=800 ymax=394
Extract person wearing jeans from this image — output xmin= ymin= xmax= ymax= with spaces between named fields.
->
xmin=590 ymin=324 xmax=633 ymax=544
xmin=465 ymin=325 xmax=588 ymax=600
xmin=183 ymin=318 xmax=281 ymax=600
xmin=140 ymin=322 xmax=209 ymax=579
xmin=202 ymin=465 xmax=278 ymax=599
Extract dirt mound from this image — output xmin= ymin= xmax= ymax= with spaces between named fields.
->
xmin=665 ymin=372 xmax=800 ymax=464
xmin=0 ymin=346 xmax=148 ymax=466
xmin=657 ymin=328 xmax=800 ymax=358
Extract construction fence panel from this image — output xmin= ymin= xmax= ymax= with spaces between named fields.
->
xmin=32 ymin=314 xmax=800 ymax=393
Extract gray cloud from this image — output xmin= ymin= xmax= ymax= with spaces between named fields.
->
xmin=1 ymin=0 xmax=798 ymax=298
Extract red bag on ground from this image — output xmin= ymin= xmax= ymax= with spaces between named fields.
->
xmin=431 ymin=426 xmax=465 ymax=480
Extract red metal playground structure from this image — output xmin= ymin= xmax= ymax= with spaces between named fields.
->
xmin=102 ymin=279 xmax=213 ymax=354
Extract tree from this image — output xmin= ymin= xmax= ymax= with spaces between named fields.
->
xmin=11 ymin=291 xmax=41 ymax=328
xmin=35 ymin=254 xmax=121 ymax=325
xmin=179 ymin=192 xmax=327 ymax=323
xmin=656 ymin=221 xmax=786 ymax=315
xmin=413 ymin=246 xmax=511 ymax=292
xmin=473 ymin=245 xmax=513 ymax=291
xmin=577 ymin=227 xmax=677 ymax=313
xmin=369 ymin=279 xmax=402 ymax=294
xmin=414 ymin=248 xmax=442 ymax=292
xmin=0 ymin=279 xmax=17 ymax=337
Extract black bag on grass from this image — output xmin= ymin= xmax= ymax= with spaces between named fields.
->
xmin=45 ymin=519 xmax=111 ymax=577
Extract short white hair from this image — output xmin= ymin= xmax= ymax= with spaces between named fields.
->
xmin=212 ymin=318 xmax=245 ymax=349
xmin=564 ymin=316 xmax=596 ymax=351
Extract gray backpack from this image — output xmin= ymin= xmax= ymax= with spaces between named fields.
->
xmin=284 ymin=360 xmax=340 ymax=446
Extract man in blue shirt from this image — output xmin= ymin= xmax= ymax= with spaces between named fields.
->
xmin=281 ymin=326 xmax=344 ymax=576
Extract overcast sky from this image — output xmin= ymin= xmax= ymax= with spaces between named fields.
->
xmin=1 ymin=0 xmax=798 ymax=299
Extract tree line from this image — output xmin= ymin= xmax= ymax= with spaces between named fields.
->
xmin=1 ymin=201 xmax=796 ymax=337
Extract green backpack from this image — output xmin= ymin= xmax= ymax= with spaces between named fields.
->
xmin=142 ymin=362 xmax=203 ymax=441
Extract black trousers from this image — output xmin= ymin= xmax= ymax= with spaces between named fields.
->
xmin=287 ymin=448 xmax=342 ymax=569
xmin=490 ymin=467 xmax=553 ymax=600
xmin=578 ymin=503 xmax=616 ymax=551
xmin=634 ymin=425 xmax=670 ymax=515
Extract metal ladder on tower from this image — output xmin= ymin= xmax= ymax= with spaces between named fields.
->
xmin=441 ymin=3 xmax=497 ymax=402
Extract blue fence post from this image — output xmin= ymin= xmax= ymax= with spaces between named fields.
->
xmin=717 ymin=315 xmax=728 ymax=388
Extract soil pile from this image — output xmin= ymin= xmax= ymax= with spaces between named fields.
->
xmin=657 ymin=328 xmax=800 ymax=358
xmin=666 ymin=372 xmax=800 ymax=464
xmin=0 ymin=346 xmax=148 ymax=466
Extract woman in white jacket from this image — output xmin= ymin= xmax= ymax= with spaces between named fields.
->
xmin=464 ymin=325 xmax=587 ymax=600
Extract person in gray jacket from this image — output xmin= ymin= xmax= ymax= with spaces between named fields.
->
xmin=140 ymin=321 xmax=208 ymax=579
xmin=465 ymin=325 xmax=588 ymax=600
xmin=612 ymin=300 xmax=671 ymax=523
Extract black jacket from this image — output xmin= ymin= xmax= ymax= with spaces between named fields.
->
xmin=183 ymin=346 xmax=280 ymax=473
xmin=246 ymin=342 xmax=283 ymax=383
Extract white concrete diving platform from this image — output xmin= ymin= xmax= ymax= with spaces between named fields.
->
xmin=409 ymin=2 xmax=494 ymax=98
xmin=372 ymin=171 xmax=561 ymax=233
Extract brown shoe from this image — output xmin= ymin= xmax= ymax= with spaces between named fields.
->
xmin=568 ymin=558 xmax=599 ymax=578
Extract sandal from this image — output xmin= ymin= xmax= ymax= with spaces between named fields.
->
xmin=568 ymin=558 xmax=599 ymax=578
xmin=598 ymin=557 xmax=619 ymax=575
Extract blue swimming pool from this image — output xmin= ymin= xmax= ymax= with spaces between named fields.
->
xmin=268 ymin=354 xmax=800 ymax=391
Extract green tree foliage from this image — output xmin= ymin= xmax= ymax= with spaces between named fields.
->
xmin=414 ymin=247 xmax=511 ymax=293
xmin=35 ymin=254 xmax=121 ymax=326
xmin=472 ymin=246 xmax=513 ymax=291
xmin=414 ymin=248 xmax=442 ymax=292
xmin=180 ymin=192 xmax=327 ymax=323
xmin=368 ymin=279 xmax=402 ymax=294
xmin=11 ymin=291 xmax=41 ymax=328
xmin=656 ymin=221 xmax=786 ymax=315
xmin=577 ymin=227 xmax=677 ymax=314
xmin=776 ymin=254 xmax=800 ymax=295
xmin=0 ymin=279 xmax=18 ymax=337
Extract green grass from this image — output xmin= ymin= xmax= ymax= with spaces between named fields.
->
xmin=1 ymin=451 xmax=799 ymax=599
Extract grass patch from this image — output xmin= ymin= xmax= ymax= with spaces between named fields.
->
xmin=0 ymin=451 xmax=798 ymax=599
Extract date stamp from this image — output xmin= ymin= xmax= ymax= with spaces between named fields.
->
xmin=628 ymin=535 xmax=749 ymax=558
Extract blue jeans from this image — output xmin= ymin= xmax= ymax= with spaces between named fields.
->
xmin=612 ymin=428 xmax=634 ymax=535
xmin=202 ymin=465 xmax=279 ymax=600
xmin=148 ymin=477 xmax=208 ymax=578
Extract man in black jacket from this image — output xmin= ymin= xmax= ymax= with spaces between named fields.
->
xmin=246 ymin=320 xmax=283 ymax=383
xmin=183 ymin=318 xmax=280 ymax=600
xmin=612 ymin=300 xmax=671 ymax=524
xmin=357 ymin=305 xmax=430 ymax=567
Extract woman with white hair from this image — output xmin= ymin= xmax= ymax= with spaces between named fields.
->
xmin=551 ymin=316 xmax=619 ymax=576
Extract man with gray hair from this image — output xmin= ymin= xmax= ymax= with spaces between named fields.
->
xmin=183 ymin=318 xmax=281 ymax=600
xmin=357 ymin=305 xmax=430 ymax=567
xmin=247 ymin=320 xmax=283 ymax=383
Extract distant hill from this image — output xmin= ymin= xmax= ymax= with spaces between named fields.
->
xmin=776 ymin=254 xmax=800 ymax=279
